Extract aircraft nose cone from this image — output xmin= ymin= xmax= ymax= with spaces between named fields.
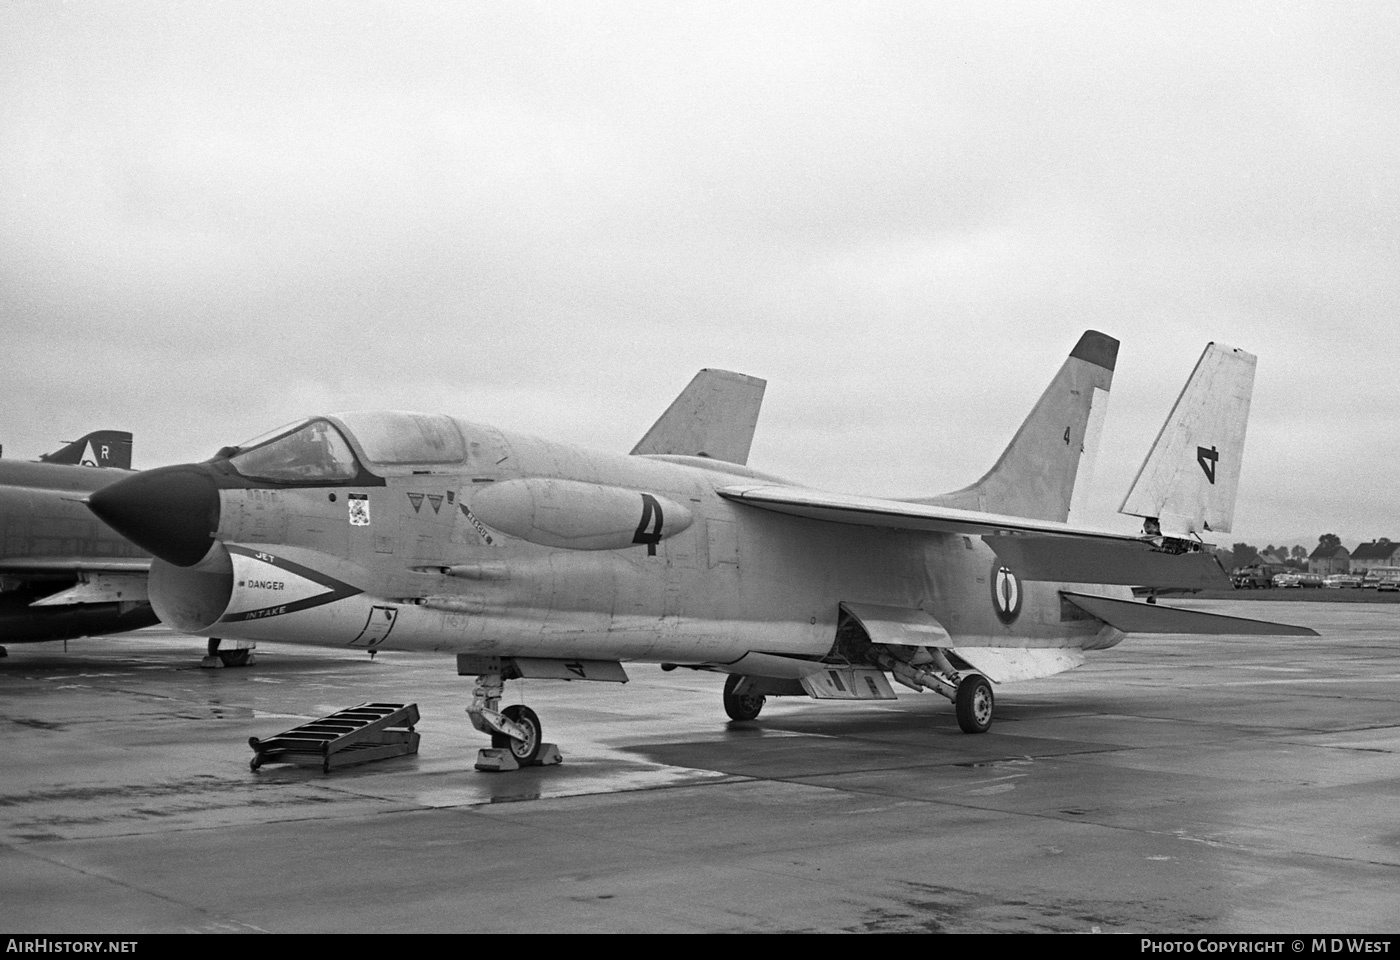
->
xmin=87 ymin=464 xmax=220 ymax=567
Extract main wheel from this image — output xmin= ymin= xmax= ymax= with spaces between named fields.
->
xmin=955 ymin=674 xmax=994 ymax=734
xmin=723 ymin=674 xmax=765 ymax=721
xmin=208 ymin=638 xmax=250 ymax=668
xmin=492 ymin=704 xmax=542 ymax=764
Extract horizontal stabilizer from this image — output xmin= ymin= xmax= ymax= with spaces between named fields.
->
xmin=985 ymin=534 xmax=1231 ymax=589
xmin=1061 ymin=592 xmax=1318 ymax=636
xmin=632 ymin=369 xmax=766 ymax=465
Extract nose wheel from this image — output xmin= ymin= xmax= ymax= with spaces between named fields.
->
xmin=467 ymin=671 xmax=562 ymax=771
xmin=491 ymin=704 xmax=543 ymax=765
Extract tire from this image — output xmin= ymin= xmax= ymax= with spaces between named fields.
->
xmin=723 ymin=674 xmax=765 ymax=722
xmin=209 ymin=638 xmax=250 ymax=668
xmin=955 ymin=674 xmax=994 ymax=734
xmin=492 ymin=704 xmax=542 ymax=764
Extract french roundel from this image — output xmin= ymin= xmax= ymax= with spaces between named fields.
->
xmin=990 ymin=561 xmax=1022 ymax=625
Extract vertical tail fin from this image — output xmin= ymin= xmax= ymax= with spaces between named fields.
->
xmin=1119 ymin=343 xmax=1255 ymax=536
xmin=917 ymin=331 xmax=1117 ymax=522
xmin=631 ymin=369 xmax=766 ymax=465
xmin=38 ymin=430 xmax=134 ymax=469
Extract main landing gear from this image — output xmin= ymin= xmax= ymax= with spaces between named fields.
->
xmin=827 ymin=648 xmax=997 ymax=734
xmin=723 ymin=674 xmax=766 ymax=721
xmin=466 ymin=671 xmax=562 ymax=772
xmin=201 ymin=638 xmax=255 ymax=669
xmin=954 ymin=674 xmax=994 ymax=734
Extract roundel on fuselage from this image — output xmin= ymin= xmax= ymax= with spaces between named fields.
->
xmin=990 ymin=560 xmax=1023 ymax=625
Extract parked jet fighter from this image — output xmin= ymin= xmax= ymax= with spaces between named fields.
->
xmin=0 ymin=431 xmax=155 ymax=653
xmin=88 ymin=334 xmax=1312 ymax=765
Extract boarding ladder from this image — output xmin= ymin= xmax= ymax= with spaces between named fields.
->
xmin=249 ymin=702 xmax=420 ymax=773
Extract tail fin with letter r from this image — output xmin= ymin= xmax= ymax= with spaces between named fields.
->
xmin=38 ymin=430 xmax=134 ymax=470
xmin=1119 ymin=343 xmax=1256 ymax=537
xmin=631 ymin=369 xmax=766 ymax=465
xmin=913 ymin=330 xmax=1118 ymax=522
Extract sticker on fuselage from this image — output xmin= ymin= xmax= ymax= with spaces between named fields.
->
xmin=348 ymin=493 xmax=370 ymax=526
xmin=991 ymin=560 xmax=1023 ymax=625
xmin=406 ymin=492 xmax=446 ymax=515
xmin=350 ymin=605 xmax=398 ymax=648
xmin=220 ymin=546 xmax=364 ymax=623
xmin=459 ymin=503 xmax=495 ymax=546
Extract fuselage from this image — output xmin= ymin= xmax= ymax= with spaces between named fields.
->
xmin=91 ymin=412 xmax=1124 ymax=665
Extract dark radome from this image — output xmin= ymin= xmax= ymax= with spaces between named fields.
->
xmin=87 ymin=464 xmax=220 ymax=567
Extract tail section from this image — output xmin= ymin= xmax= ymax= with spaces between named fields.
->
xmin=1119 ymin=343 xmax=1255 ymax=536
xmin=917 ymin=330 xmax=1117 ymax=522
xmin=631 ymin=369 xmax=766 ymax=465
xmin=38 ymin=430 xmax=134 ymax=470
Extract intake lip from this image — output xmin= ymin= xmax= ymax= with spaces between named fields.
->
xmin=87 ymin=464 xmax=220 ymax=567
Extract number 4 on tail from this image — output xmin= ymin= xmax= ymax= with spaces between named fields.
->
xmin=1197 ymin=445 xmax=1218 ymax=485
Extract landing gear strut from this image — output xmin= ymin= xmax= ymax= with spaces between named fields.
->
xmin=202 ymin=638 xmax=255 ymax=669
xmin=466 ymin=671 xmax=561 ymax=771
xmin=871 ymin=649 xmax=995 ymax=733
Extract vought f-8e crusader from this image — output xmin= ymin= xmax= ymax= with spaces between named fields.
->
xmin=88 ymin=333 xmax=1312 ymax=768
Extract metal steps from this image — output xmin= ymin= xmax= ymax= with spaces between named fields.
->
xmin=249 ymin=702 xmax=420 ymax=773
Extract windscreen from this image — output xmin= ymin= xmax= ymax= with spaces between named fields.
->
xmin=228 ymin=419 xmax=361 ymax=482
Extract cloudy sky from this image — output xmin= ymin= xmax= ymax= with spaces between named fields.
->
xmin=3 ymin=1 xmax=1396 ymax=551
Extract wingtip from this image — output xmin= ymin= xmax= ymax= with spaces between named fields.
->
xmin=1070 ymin=330 xmax=1119 ymax=372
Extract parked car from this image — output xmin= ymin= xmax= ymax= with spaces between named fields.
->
xmin=1379 ymin=579 xmax=1400 ymax=593
xmin=1232 ymin=571 xmax=1272 ymax=589
xmin=1324 ymin=575 xmax=1362 ymax=589
xmin=1273 ymin=573 xmax=1302 ymax=588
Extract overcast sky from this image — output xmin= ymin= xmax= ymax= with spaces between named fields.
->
xmin=3 ymin=1 xmax=1397 ymax=550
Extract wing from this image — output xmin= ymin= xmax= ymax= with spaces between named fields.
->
xmin=717 ymin=483 xmax=1230 ymax=589
xmin=0 ymin=558 xmax=151 ymax=605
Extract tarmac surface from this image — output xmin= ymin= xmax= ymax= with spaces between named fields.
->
xmin=2 ymin=599 xmax=1397 ymax=933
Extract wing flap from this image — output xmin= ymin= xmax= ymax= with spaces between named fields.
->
xmin=1062 ymin=592 xmax=1317 ymax=636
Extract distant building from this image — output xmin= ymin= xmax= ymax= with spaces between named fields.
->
xmin=1348 ymin=540 xmax=1400 ymax=573
xmin=1308 ymin=543 xmax=1351 ymax=576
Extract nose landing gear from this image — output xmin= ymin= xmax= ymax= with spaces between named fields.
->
xmin=466 ymin=671 xmax=562 ymax=771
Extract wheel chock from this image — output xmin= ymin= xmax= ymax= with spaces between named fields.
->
xmin=200 ymin=656 xmax=224 ymax=669
xmin=474 ymin=743 xmax=564 ymax=772
xmin=474 ymin=748 xmax=521 ymax=772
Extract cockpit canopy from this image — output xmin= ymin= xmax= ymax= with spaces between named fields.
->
xmin=228 ymin=419 xmax=360 ymax=482
xmin=333 ymin=411 xmax=466 ymax=464
xmin=225 ymin=412 xmax=467 ymax=484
